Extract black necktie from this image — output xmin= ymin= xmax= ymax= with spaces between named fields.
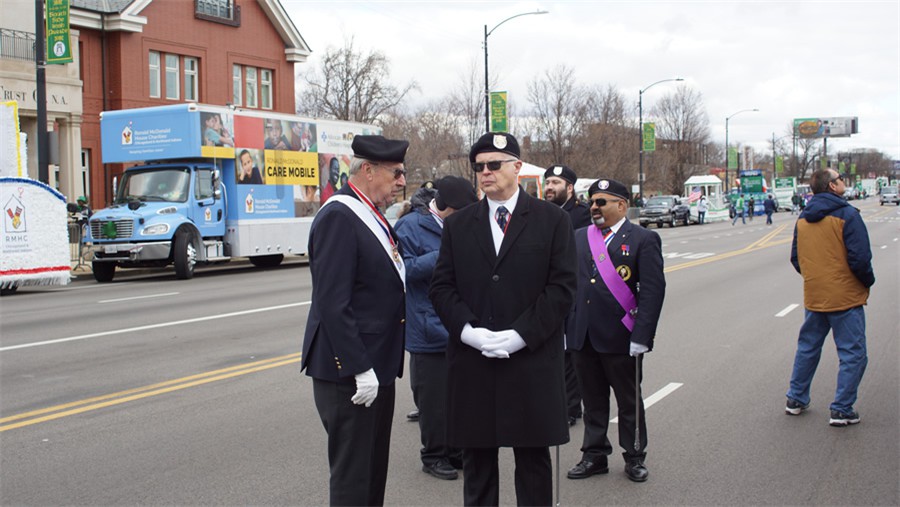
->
xmin=495 ymin=206 xmax=509 ymax=232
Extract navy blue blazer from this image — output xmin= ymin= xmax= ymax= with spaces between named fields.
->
xmin=570 ymin=220 xmax=666 ymax=354
xmin=301 ymin=185 xmax=406 ymax=386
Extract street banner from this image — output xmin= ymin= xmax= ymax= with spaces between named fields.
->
xmin=727 ymin=147 xmax=738 ymax=169
xmin=46 ymin=0 xmax=73 ymax=65
xmin=839 ymin=162 xmax=845 ymax=173
xmin=490 ymin=92 xmax=508 ymax=133
xmin=642 ymin=122 xmax=656 ymax=152
xmin=820 ymin=157 xmax=828 ymax=169
xmin=851 ymin=163 xmax=857 ymax=175
xmin=775 ymin=156 xmax=783 ymax=174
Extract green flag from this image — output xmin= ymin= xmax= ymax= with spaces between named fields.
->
xmin=727 ymin=147 xmax=738 ymax=170
xmin=490 ymin=92 xmax=508 ymax=133
xmin=850 ymin=163 xmax=857 ymax=175
xmin=775 ymin=156 xmax=784 ymax=174
xmin=46 ymin=0 xmax=73 ymax=64
xmin=642 ymin=123 xmax=656 ymax=152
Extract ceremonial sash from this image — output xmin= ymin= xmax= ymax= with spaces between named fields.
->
xmin=587 ymin=226 xmax=637 ymax=332
xmin=321 ymin=195 xmax=406 ymax=284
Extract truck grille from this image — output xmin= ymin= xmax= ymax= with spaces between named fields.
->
xmin=90 ymin=219 xmax=134 ymax=239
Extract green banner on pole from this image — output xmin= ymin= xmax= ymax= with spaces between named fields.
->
xmin=775 ymin=156 xmax=784 ymax=174
xmin=46 ymin=0 xmax=73 ymax=64
xmin=850 ymin=163 xmax=857 ymax=175
xmin=820 ymin=157 xmax=828 ymax=169
xmin=727 ymin=147 xmax=738 ymax=170
xmin=490 ymin=92 xmax=508 ymax=133
xmin=642 ymin=123 xmax=656 ymax=152
xmin=838 ymin=161 xmax=846 ymax=173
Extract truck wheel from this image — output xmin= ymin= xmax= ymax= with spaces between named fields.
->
xmin=173 ymin=230 xmax=197 ymax=280
xmin=670 ymin=218 xmax=677 ymax=228
xmin=249 ymin=254 xmax=284 ymax=268
xmin=92 ymin=262 xmax=116 ymax=282
xmin=684 ymin=215 xmax=690 ymax=226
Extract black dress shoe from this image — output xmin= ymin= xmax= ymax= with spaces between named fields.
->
xmin=624 ymin=459 xmax=649 ymax=482
xmin=566 ymin=458 xmax=609 ymax=479
xmin=422 ymin=459 xmax=458 ymax=480
xmin=406 ymin=409 xmax=419 ymax=421
xmin=568 ymin=416 xmax=577 ymax=426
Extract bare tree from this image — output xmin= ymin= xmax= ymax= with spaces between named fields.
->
xmin=576 ymin=85 xmax=637 ymax=183
xmin=526 ymin=65 xmax=591 ymax=165
xmin=649 ymin=85 xmax=710 ymax=194
xmin=297 ymin=38 xmax=417 ymax=124
xmin=447 ymin=59 xmax=488 ymax=149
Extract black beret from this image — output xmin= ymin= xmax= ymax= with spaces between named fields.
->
xmin=588 ymin=178 xmax=630 ymax=202
xmin=351 ymin=135 xmax=409 ymax=163
xmin=544 ymin=164 xmax=577 ymax=185
xmin=469 ymin=132 xmax=520 ymax=163
xmin=434 ymin=176 xmax=477 ymax=211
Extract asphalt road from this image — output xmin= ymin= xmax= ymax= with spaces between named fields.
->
xmin=1 ymin=199 xmax=898 ymax=506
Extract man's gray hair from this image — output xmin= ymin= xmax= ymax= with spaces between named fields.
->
xmin=349 ymin=157 xmax=367 ymax=176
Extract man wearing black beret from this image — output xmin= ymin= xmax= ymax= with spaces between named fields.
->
xmin=430 ymin=132 xmax=576 ymax=505
xmin=395 ymin=175 xmax=476 ymax=482
xmin=543 ymin=164 xmax=592 ymax=428
xmin=567 ymin=178 xmax=666 ymax=484
xmin=302 ymin=134 xmax=409 ymax=505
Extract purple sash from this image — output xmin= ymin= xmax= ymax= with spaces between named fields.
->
xmin=587 ymin=226 xmax=637 ymax=332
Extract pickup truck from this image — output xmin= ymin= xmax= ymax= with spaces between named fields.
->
xmin=639 ymin=195 xmax=691 ymax=227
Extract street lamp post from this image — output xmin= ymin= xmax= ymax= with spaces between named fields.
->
xmin=638 ymin=78 xmax=683 ymax=203
xmin=724 ymin=108 xmax=759 ymax=192
xmin=484 ymin=9 xmax=548 ymax=133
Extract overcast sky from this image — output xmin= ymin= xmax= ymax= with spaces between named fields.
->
xmin=285 ymin=1 xmax=900 ymax=162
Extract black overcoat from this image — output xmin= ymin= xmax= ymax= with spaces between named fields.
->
xmin=301 ymin=185 xmax=406 ymax=386
xmin=569 ymin=220 xmax=666 ymax=354
xmin=429 ymin=188 xmax=576 ymax=448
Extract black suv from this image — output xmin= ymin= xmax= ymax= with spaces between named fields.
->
xmin=639 ymin=195 xmax=691 ymax=227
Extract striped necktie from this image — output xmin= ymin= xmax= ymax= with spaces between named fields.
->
xmin=495 ymin=206 xmax=509 ymax=232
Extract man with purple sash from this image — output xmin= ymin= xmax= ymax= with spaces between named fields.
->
xmin=566 ymin=178 xmax=666 ymax=483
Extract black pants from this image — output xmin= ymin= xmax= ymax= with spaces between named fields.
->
xmin=564 ymin=351 xmax=582 ymax=418
xmin=409 ymin=352 xmax=459 ymax=466
xmin=462 ymin=446 xmax=552 ymax=506
xmin=572 ymin=347 xmax=647 ymax=461
xmin=313 ymin=378 xmax=395 ymax=506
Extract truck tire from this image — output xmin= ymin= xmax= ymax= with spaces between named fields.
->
xmin=249 ymin=254 xmax=284 ymax=268
xmin=173 ymin=230 xmax=197 ymax=280
xmin=92 ymin=261 xmax=116 ymax=282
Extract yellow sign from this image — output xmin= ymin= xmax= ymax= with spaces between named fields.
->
xmin=264 ymin=150 xmax=318 ymax=185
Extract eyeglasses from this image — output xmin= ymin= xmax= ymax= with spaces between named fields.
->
xmin=472 ymin=159 xmax=517 ymax=172
xmin=589 ymin=198 xmax=624 ymax=207
xmin=374 ymin=164 xmax=407 ymax=180
xmin=830 ymin=173 xmax=845 ymax=183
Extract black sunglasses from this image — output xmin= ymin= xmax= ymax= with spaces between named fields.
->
xmin=830 ymin=173 xmax=845 ymax=183
xmin=589 ymin=197 xmax=623 ymax=207
xmin=375 ymin=164 xmax=407 ymax=179
xmin=472 ymin=159 xmax=517 ymax=172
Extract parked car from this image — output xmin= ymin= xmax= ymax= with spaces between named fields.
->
xmin=880 ymin=186 xmax=899 ymax=206
xmin=639 ymin=195 xmax=691 ymax=227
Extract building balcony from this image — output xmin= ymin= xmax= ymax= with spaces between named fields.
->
xmin=0 ymin=28 xmax=35 ymax=62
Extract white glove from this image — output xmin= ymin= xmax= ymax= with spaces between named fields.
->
xmin=629 ymin=341 xmax=649 ymax=357
xmin=481 ymin=329 xmax=527 ymax=359
xmin=461 ymin=323 xmax=504 ymax=351
xmin=351 ymin=368 xmax=379 ymax=407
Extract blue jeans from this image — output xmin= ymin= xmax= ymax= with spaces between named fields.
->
xmin=787 ymin=306 xmax=868 ymax=413
xmin=732 ymin=210 xmax=745 ymax=225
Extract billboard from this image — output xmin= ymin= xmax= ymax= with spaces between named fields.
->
xmin=793 ymin=117 xmax=858 ymax=139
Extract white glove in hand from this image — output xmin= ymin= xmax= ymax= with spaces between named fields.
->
xmin=480 ymin=329 xmax=527 ymax=359
xmin=351 ymin=368 xmax=379 ymax=407
xmin=629 ymin=341 xmax=649 ymax=357
xmin=461 ymin=323 xmax=504 ymax=352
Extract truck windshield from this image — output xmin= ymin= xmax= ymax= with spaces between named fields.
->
xmin=646 ymin=197 xmax=675 ymax=207
xmin=116 ymin=168 xmax=191 ymax=204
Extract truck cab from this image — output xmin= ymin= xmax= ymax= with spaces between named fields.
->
xmin=86 ymin=162 xmax=226 ymax=281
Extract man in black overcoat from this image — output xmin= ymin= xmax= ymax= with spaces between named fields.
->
xmin=301 ymin=135 xmax=409 ymax=506
xmin=544 ymin=164 xmax=591 ymax=427
xmin=566 ymin=178 xmax=666 ymax=484
xmin=429 ymin=132 xmax=576 ymax=506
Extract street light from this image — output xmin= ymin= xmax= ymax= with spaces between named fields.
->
xmin=638 ymin=78 xmax=683 ymax=203
xmin=484 ymin=9 xmax=548 ymax=133
xmin=724 ymin=108 xmax=759 ymax=192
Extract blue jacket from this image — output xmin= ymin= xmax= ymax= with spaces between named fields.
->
xmin=395 ymin=208 xmax=449 ymax=353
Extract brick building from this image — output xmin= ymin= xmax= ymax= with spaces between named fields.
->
xmin=0 ymin=0 xmax=309 ymax=208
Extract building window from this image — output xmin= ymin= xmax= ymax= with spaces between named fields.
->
xmin=195 ymin=0 xmax=241 ymax=26
xmin=245 ymin=67 xmax=257 ymax=108
xmin=232 ymin=65 xmax=242 ymax=106
xmin=149 ymin=51 xmax=160 ymax=98
xmin=165 ymin=54 xmax=179 ymax=100
xmin=260 ymin=69 xmax=272 ymax=110
xmin=232 ymin=65 xmax=273 ymax=110
xmin=184 ymin=57 xmax=198 ymax=102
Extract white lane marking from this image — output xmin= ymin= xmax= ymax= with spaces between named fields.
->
xmin=611 ymin=382 xmax=683 ymax=424
xmin=882 ymin=245 xmax=888 ymax=249
xmin=0 ymin=301 xmax=311 ymax=352
xmin=893 ymin=238 xmax=898 ymax=242
xmin=776 ymin=304 xmax=800 ymax=317
xmin=99 ymin=292 xmax=180 ymax=303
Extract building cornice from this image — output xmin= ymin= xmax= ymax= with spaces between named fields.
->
xmin=258 ymin=0 xmax=311 ymax=63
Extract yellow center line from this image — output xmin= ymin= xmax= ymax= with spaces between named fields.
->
xmin=0 ymin=353 xmax=301 ymax=432
xmin=665 ymin=225 xmax=792 ymax=273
